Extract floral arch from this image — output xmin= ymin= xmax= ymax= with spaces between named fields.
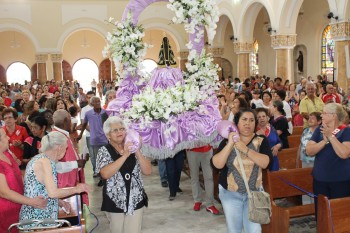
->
xmin=104 ymin=0 xmax=222 ymax=158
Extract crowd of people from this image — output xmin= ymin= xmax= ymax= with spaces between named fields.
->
xmin=0 ymin=73 xmax=349 ymax=233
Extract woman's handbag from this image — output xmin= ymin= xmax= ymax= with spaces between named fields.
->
xmin=236 ymin=148 xmax=272 ymax=224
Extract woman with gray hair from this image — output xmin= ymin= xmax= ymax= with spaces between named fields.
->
xmin=19 ymin=131 xmax=90 ymax=224
xmin=96 ymin=116 xmax=152 ymax=233
xmin=306 ymin=103 xmax=350 ymax=207
xmin=103 ymin=90 xmax=116 ymax=109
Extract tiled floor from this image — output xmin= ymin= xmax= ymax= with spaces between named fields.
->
xmin=83 ymin=161 xmax=227 ymax=233
xmin=80 ymin=137 xmax=316 ymax=233
xmin=83 ymin=163 xmax=317 ymax=233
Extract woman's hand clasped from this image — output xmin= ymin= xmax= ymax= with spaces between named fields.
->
xmin=32 ymin=195 xmax=48 ymax=209
xmin=122 ymin=142 xmax=133 ymax=158
xmin=321 ymin=124 xmax=332 ymax=142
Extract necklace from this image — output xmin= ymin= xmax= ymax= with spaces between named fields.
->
xmin=112 ymin=144 xmax=131 ymax=181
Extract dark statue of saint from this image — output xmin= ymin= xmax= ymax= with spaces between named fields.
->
xmin=157 ymin=36 xmax=177 ymax=67
xmin=296 ymin=51 xmax=303 ymax=73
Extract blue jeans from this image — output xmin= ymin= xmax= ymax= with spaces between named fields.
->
xmin=158 ymin=160 xmax=167 ymax=183
xmin=219 ymin=185 xmax=261 ymax=233
xmin=86 ymin=136 xmax=95 ymax=173
xmin=165 ymin=150 xmax=184 ymax=196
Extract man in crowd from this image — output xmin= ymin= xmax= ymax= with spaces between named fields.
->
xmin=322 ymin=84 xmax=340 ymax=104
xmin=299 ymin=82 xmax=324 ymax=128
xmin=79 ymin=91 xmax=96 ymax=176
xmin=78 ymin=96 xmax=108 ymax=186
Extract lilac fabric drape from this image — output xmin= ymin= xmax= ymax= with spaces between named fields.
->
xmin=149 ymin=67 xmax=184 ymax=89
xmin=122 ymin=0 xmax=168 ymax=25
xmin=189 ymin=25 xmax=205 ymax=54
xmin=107 ymin=0 xmax=222 ymax=159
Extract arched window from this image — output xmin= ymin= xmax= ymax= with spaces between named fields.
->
xmin=250 ymin=40 xmax=259 ymax=75
xmin=321 ymin=25 xmax=335 ymax=76
xmin=7 ymin=62 xmax=31 ymax=85
xmin=72 ymin=58 xmax=99 ymax=92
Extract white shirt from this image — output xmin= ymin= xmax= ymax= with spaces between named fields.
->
xmin=251 ymin=99 xmax=264 ymax=108
xmin=283 ymin=100 xmax=293 ymax=134
xmin=80 ymin=105 xmax=93 ymax=137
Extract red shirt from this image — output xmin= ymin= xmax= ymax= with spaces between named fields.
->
xmin=4 ymin=97 xmax=12 ymax=107
xmin=49 ymin=85 xmax=58 ymax=93
xmin=3 ymin=125 xmax=29 ymax=161
xmin=190 ymin=145 xmax=212 ymax=153
xmin=322 ymin=93 xmax=340 ymax=103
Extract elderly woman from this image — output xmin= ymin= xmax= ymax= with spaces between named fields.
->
xmin=103 ymin=90 xmax=116 ymax=109
xmin=256 ymin=108 xmax=282 ymax=171
xmin=212 ymin=109 xmax=272 ymax=233
xmin=19 ymin=131 xmax=89 ymax=224
xmin=96 ymin=116 xmax=152 ymax=233
xmin=0 ymin=128 xmax=47 ymax=233
xmin=306 ymin=103 xmax=350 ymax=202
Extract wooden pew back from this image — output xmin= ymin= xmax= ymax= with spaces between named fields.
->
xmin=278 ymin=147 xmax=301 ymax=170
xmin=287 ymin=135 xmax=301 ymax=148
xmin=317 ymin=194 xmax=350 ymax=233
xmin=262 ymin=168 xmax=314 ymax=233
xmin=292 ymin=126 xmax=304 ymax=135
xmin=265 ymin=167 xmax=313 ymax=199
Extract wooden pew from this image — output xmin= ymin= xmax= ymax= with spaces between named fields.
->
xmin=287 ymin=135 xmax=301 ymax=148
xmin=317 ymin=194 xmax=350 ymax=233
xmin=292 ymin=126 xmax=304 ymax=135
xmin=262 ymin=167 xmax=314 ymax=233
xmin=278 ymin=147 xmax=301 ymax=169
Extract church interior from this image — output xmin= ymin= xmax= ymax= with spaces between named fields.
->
xmin=1 ymin=0 xmax=350 ymax=233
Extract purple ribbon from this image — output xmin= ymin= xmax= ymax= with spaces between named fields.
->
xmin=122 ymin=0 xmax=168 ymax=25
xmin=189 ymin=25 xmax=205 ymax=54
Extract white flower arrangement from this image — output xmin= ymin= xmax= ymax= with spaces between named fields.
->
xmin=103 ymin=11 xmax=151 ymax=79
xmin=167 ymin=0 xmax=220 ymax=44
xmin=123 ymin=82 xmax=204 ymax=123
xmin=105 ymin=3 xmax=220 ymax=126
xmin=184 ymin=50 xmax=221 ymax=96
xmin=124 ymin=51 xmax=220 ymax=124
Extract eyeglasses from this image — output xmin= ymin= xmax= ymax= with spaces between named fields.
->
xmin=321 ymin=112 xmax=335 ymax=115
xmin=110 ymin=128 xmax=126 ymax=134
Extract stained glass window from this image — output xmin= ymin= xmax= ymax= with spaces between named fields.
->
xmin=250 ymin=40 xmax=259 ymax=75
xmin=321 ymin=25 xmax=335 ymax=76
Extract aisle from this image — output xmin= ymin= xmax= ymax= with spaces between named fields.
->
xmin=83 ymin=158 xmax=227 ymax=233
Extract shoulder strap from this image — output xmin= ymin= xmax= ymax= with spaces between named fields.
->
xmin=104 ymin=144 xmax=120 ymax=161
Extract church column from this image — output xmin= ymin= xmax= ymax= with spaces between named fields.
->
xmin=50 ymin=53 xmax=63 ymax=82
xmin=271 ymin=34 xmax=296 ymax=82
xmin=234 ymin=42 xmax=253 ymax=80
xmin=179 ymin=50 xmax=189 ymax=72
xmin=207 ymin=47 xmax=224 ymax=79
xmin=35 ymin=54 xmax=48 ymax=84
xmin=330 ymin=21 xmax=350 ymax=90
